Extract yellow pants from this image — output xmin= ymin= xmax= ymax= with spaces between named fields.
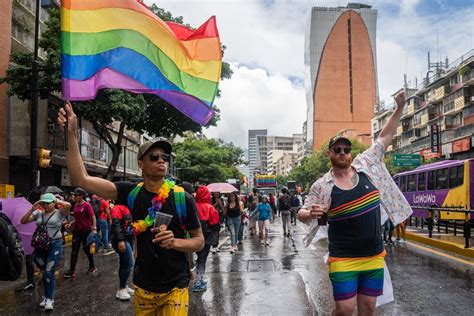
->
xmin=134 ymin=287 xmax=189 ymax=316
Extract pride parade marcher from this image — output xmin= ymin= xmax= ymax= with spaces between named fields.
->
xmin=249 ymin=195 xmax=273 ymax=246
xmin=20 ymin=193 xmax=71 ymax=311
xmin=58 ymin=103 xmax=203 ymax=315
xmin=298 ymin=92 xmax=412 ymax=316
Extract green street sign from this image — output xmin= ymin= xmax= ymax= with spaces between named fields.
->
xmin=393 ymin=154 xmax=421 ymax=167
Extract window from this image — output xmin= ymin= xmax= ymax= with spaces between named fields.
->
xmin=407 ymin=174 xmax=417 ymax=192
xmin=449 ymin=165 xmax=464 ymax=188
xmin=428 ymin=171 xmax=436 ymax=190
xmin=393 ymin=176 xmax=399 ymax=188
xmin=435 ymin=168 xmax=449 ymax=190
xmin=417 ymin=172 xmax=426 ymax=191
xmin=400 ymin=176 xmax=407 ymax=192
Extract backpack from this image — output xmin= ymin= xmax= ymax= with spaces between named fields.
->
xmin=0 ymin=213 xmax=24 ymax=281
xmin=91 ymin=198 xmax=102 ymax=217
xmin=31 ymin=211 xmax=61 ymax=252
xmin=127 ymin=182 xmax=188 ymax=236
xmin=279 ymin=195 xmax=291 ymax=211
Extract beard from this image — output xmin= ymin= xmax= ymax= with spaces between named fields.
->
xmin=330 ymin=154 xmax=352 ymax=169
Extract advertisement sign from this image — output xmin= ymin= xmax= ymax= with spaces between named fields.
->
xmin=420 ymin=148 xmax=441 ymax=160
xmin=430 ymin=124 xmax=440 ymax=153
xmin=452 ymin=136 xmax=471 ymax=154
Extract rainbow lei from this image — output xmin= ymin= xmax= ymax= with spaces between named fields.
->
xmin=131 ymin=179 xmax=175 ymax=235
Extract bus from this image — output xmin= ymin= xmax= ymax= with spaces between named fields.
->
xmin=393 ymin=159 xmax=474 ymax=223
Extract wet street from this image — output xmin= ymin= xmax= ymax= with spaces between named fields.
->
xmin=1 ymin=217 xmax=473 ymax=315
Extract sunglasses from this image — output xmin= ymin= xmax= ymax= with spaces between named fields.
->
xmin=148 ymin=153 xmax=171 ymax=162
xmin=331 ymin=147 xmax=352 ymax=154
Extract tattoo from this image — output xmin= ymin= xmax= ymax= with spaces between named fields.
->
xmin=351 ymin=172 xmax=359 ymax=186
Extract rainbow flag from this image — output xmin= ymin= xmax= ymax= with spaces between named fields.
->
xmin=60 ymin=0 xmax=222 ymax=125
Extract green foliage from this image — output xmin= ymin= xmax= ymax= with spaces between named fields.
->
xmin=173 ymin=138 xmax=245 ymax=184
xmin=288 ymin=139 xmax=369 ymax=192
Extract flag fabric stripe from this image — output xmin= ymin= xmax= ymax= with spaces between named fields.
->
xmin=62 ymin=31 xmax=219 ymax=101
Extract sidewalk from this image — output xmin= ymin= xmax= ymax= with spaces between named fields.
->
xmin=405 ymin=226 xmax=474 ymax=259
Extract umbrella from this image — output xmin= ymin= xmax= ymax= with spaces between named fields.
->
xmin=0 ymin=197 xmax=36 ymax=255
xmin=207 ymin=183 xmax=238 ymax=193
xmin=43 ymin=186 xmax=63 ymax=194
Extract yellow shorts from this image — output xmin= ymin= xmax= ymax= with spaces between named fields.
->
xmin=134 ymin=287 xmax=189 ymax=316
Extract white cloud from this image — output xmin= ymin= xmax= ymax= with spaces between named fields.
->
xmin=205 ymin=63 xmax=306 ymax=149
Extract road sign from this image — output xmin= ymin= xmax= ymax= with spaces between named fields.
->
xmin=393 ymin=154 xmax=421 ymax=167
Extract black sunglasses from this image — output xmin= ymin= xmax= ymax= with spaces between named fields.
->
xmin=331 ymin=147 xmax=352 ymax=154
xmin=148 ymin=153 xmax=171 ymax=162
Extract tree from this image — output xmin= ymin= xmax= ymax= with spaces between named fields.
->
xmin=173 ymin=138 xmax=244 ymax=184
xmin=288 ymin=139 xmax=369 ymax=192
xmin=1 ymin=5 xmax=233 ymax=179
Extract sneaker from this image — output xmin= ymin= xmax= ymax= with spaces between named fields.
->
xmin=44 ymin=299 xmax=54 ymax=311
xmin=201 ymin=280 xmax=208 ymax=286
xmin=230 ymin=247 xmax=235 ymax=254
xmin=63 ymin=271 xmax=76 ymax=279
xmin=125 ymin=286 xmax=135 ymax=295
xmin=115 ymin=289 xmax=131 ymax=301
xmin=192 ymin=281 xmax=207 ymax=292
xmin=265 ymin=241 xmax=269 ymax=246
xmin=260 ymin=240 xmax=264 ymax=244
xmin=211 ymin=247 xmax=218 ymax=254
xmin=39 ymin=297 xmax=47 ymax=307
xmin=87 ymin=266 xmax=98 ymax=274
xmin=399 ymin=239 xmax=406 ymax=243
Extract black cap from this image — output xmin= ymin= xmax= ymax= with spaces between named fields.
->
xmin=138 ymin=137 xmax=172 ymax=161
xmin=71 ymin=187 xmax=87 ymax=197
xmin=328 ymin=135 xmax=352 ymax=148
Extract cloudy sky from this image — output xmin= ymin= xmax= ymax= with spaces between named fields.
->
xmin=148 ymin=0 xmax=474 ymax=150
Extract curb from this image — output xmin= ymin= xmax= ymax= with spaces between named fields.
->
xmin=405 ymin=232 xmax=474 ymax=259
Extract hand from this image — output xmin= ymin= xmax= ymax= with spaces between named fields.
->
xmin=32 ymin=201 xmax=41 ymax=211
xmin=117 ymin=241 xmax=125 ymax=253
xmin=309 ymin=204 xmax=325 ymax=219
xmin=57 ymin=101 xmax=78 ymax=136
xmin=151 ymin=229 xmax=175 ymax=249
xmin=394 ymin=91 xmax=406 ymax=110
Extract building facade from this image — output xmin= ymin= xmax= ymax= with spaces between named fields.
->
xmin=305 ymin=3 xmax=377 ymax=150
xmin=248 ymin=129 xmax=267 ymax=183
xmin=390 ymin=50 xmax=474 ymax=160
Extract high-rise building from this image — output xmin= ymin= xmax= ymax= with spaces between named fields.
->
xmin=305 ymin=3 xmax=378 ymax=150
xmin=248 ymin=129 xmax=267 ymax=181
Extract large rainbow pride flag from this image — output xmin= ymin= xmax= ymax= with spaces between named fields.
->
xmin=60 ymin=0 xmax=222 ymax=125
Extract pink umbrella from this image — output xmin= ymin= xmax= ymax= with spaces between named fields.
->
xmin=207 ymin=183 xmax=238 ymax=193
xmin=0 ymin=197 xmax=35 ymax=255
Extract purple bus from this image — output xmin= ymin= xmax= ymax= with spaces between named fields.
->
xmin=393 ymin=159 xmax=474 ymax=222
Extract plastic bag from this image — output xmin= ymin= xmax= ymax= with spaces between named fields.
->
xmin=376 ymin=264 xmax=394 ymax=307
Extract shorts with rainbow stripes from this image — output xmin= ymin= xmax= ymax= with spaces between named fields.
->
xmin=328 ymin=250 xmax=385 ymax=301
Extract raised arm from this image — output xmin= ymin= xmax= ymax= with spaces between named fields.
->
xmin=57 ymin=102 xmax=118 ymax=200
xmin=377 ymin=91 xmax=406 ymax=150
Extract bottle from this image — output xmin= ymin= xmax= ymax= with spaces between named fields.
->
xmin=90 ymin=242 xmax=96 ymax=254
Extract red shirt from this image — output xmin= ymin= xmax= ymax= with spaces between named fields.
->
xmin=73 ymin=202 xmax=94 ymax=232
xmin=98 ymin=199 xmax=110 ymax=220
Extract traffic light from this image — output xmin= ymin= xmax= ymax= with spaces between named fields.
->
xmin=38 ymin=148 xmax=52 ymax=168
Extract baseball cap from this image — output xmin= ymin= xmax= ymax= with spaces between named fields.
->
xmin=71 ymin=187 xmax=87 ymax=197
xmin=137 ymin=138 xmax=172 ymax=161
xmin=328 ymin=135 xmax=352 ymax=148
xmin=39 ymin=193 xmax=56 ymax=203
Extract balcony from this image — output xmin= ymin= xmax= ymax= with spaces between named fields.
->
xmin=420 ymin=114 xmax=429 ymax=126
xmin=428 ymin=86 xmax=449 ymax=103
xmin=396 ymin=126 xmax=403 ymax=135
xmin=407 ymin=104 xmax=415 ymax=114
xmin=454 ymin=96 xmax=465 ymax=112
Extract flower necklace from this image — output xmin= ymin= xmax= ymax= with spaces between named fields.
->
xmin=131 ymin=179 xmax=175 ymax=235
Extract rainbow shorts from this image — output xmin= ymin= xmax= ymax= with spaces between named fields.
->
xmin=328 ymin=250 xmax=385 ymax=301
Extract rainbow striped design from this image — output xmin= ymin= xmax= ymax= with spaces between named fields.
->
xmin=328 ymin=251 xmax=385 ymax=301
xmin=328 ymin=190 xmax=380 ymax=221
xmin=61 ymin=0 xmax=222 ymax=125
xmin=173 ymin=185 xmax=187 ymax=232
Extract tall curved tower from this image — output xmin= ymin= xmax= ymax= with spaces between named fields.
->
xmin=304 ymin=3 xmax=378 ymax=150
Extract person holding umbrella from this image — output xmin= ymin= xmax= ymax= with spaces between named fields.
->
xmin=20 ymin=193 xmax=71 ymax=311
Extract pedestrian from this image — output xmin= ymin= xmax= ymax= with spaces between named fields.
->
xmin=298 ymin=91 xmax=412 ymax=316
xmin=237 ymin=210 xmax=248 ymax=245
xmin=247 ymin=188 xmax=259 ymax=236
xmin=290 ymin=191 xmax=300 ymax=225
xmin=224 ymin=192 xmax=244 ymax=253
xmin=278 ymin=188 xmax=292 ymax=237
xmin=269 ymin=192 xmax=277 ymax=218
xmin=249 ymin=195 xmax=272 ymax=245
xmin=91 ymin=195 xmax=112 ymax=252
xmin=63 ymin=187 xmax=98 ymax=278
xmin=211 ymin=192 xmax=225 ymax=227
xmin=396 ymin=220 xmax=407 ymax=243
xmin=58 ymin=102 xmax=204 ymax=316
xmin=383 ymin=219 xmax=395 ymax=245
xmin=20 ymin=193 xmax=71 ymax=311
xmin=192 ymin=186 xmax=220 ymax=292
xmin=110 ymin=203 xmax=135 ymax=301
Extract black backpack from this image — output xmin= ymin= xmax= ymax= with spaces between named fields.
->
xmin=91 ymin=198 xmax=102 ymax=217
xmin=279 ymin=195 xmax=291 ymax=211
xmin=0 ymin=213 xmax=24 ymax=281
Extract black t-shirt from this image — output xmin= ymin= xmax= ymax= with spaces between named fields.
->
xmin=114 ymin=181 xmax=201 ymax=293
xmin=327 ymin=172 xmax=383 ymax=258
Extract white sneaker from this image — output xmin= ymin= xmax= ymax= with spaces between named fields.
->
xmin=230 ymin=247 xmax=235 ymax=254
xmin=260 ymin=240 xmax=264 ymax=244
xmin=39 ymin=297 xmax=47 ymax=307
xmin=116 ymin=289 xmax=131 ymax=300
xmin=265 ymin=241 xmax=269 ymax=246
xmin=126 ymin=286 xmax=135 ymax=295
xmin=44 ymin=299 xmax=54 ymax=311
